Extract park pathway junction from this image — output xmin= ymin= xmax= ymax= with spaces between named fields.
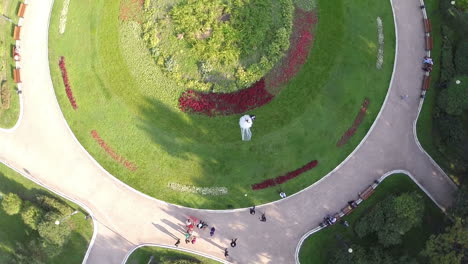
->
xmin=0 ymin=0 xmax=458 ymax=263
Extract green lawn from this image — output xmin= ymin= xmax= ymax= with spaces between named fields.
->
xmin=0 ymin=0 xmax=20 ymax=128
xmin=48 ymin=0 xmax=395 ymax=209
xmin=299 ymin=174 xmax=446 ymax=264
xmin=126 ymin=246 xmax=220 ymax=264
xmin=0 ymin=163 xmax=93 ymax=263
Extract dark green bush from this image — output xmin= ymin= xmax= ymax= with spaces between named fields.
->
xmin=36 ymin=195 xmax=73 ymax=215
xmin=21 ymin=201 xmax=44 ymax=230
xmin=454 ymin=40 xmax=468 ymax=75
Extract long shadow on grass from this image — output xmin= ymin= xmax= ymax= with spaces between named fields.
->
xmin=137 ymin=97 xmax=261 ymax=208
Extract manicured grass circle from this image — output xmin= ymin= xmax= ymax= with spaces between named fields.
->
xmin=48 ymin=0 xmax=395 ymax=209
xmin=142 ymin=0 xmax=294 ymax=92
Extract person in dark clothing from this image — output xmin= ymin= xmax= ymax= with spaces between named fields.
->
xmin=210 ymin=227 xmax=216 ymax=236
xmin=231 ymin=238 xmax=237 ymax=247
xmin=224 ymin=248 xmax=229 ymax=258
xmin=250 ymin=206 xmax=256 ymax=215
xmin=175 ymin=239 xmax=180 ymax=247
xmin=260 ymin=213 xmax=266 ymax=222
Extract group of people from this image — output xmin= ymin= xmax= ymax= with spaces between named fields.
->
xmin=180 ymin=218 xmax=216 ymax=246
xmin=249 ymin=206 xmax=267 ymax=222
xmin=423 ymin=56 xmax=433 ymax=72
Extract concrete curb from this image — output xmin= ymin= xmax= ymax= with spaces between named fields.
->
xmin=121 ymin=244 xmax=229 ymax=264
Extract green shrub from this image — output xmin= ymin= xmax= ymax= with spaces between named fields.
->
xmin=454 ymin=40 xmax=468 ymax=75
xmin=1 ymin=193 xmax=22 ymax=215
xmin=440 ymin=37 xmax=456 ymax=84
xmin=437 ymin=78 xmax=468 ymax=115
xmin=355 ymin=192 xmax=424 ymax=247
xmin=37 ymin=212 xmax=71 ymax=246
xmin=36 ymin=195 xmax=73 ymax=215
xmin=21 ymin=201 xmax=44 ymax=230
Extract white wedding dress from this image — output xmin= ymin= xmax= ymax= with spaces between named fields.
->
xmin=239 ymin=115 xmax=253 ymax=141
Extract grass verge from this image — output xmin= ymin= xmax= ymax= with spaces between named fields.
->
xmin=299 ymin=173 xmax=446 ymax=264
xmin=0 ymin=163 xmax=93 ymax=263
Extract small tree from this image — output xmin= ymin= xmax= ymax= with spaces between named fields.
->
xmin=451 ymin=185 xmax=468 ymax=219
xmin=36 ymin=195 xmax=73 ymax=215
xmin=21 ymin=201 xmax=43 ymax=230
xmin=355 ymin=192 xmax=424 ymax=247
xmin=1 ymin=193 xmax=23 ymax=215
xmin=37 ymin=212 xmax=71 ymax=247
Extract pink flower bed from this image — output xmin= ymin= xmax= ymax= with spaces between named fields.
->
xmin=179 ymin=79 xmax=274 ymax=116
xmin=58 ymin=56 xmax=77 ymax=109
xmin=336 ymin=98 xmax=370 ymax=147
xmin=91 ymin=130 xmax=137 ymax=171
xmin=266 ymin=8 xmax=317 ymax=88
xmin=251 ymin=160 xmax=318 ymax=190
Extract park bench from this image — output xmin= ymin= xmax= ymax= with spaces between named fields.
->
xmin=341 ymin=205 xmax=354 ymax=215
xmin=13 ymin=68 xmax=21 ymax=83
xmin=423 ymin=19 xmax=431 ymax=33
xmin=425 ymin=35 xmax=433 ymax=51
xmin=13 ymin=26 xmax=21 ymax=40
xmin=422 ymin=75 xmax=431 ymax=91
xmin=18 ymin=3 xmax=27 ymax=18
xmin=358 ymin=185 xmax=374 ymax=200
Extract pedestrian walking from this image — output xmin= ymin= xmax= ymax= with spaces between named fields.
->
xmin=230 ymin=238 xmax=237 ymax=247
xmin=175 ymin=239 xmax=180 ymax=247
xmin=224 ymin=248 xmax=229 ymax=258
xmin=191 ymin=236 xmax=197 ymax=244
xmin=210 ymin=227 xmax=216 ymax=236
xmin=250 ymin=206 xmax=256 ymax=215
xmin=185 ymin=218 xmax=192 ymax=226
xmin=185 ymin=233 xmax=191 ymax=244
xmin=279 ymin=191 xmax=287 ymax=198
xmin=260 ymin=212 xmax=266 ymax=222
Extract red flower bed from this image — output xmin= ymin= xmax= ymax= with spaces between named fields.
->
xmin=251 ymin=160 xmax=318 ymax=190
xmin=59 ymin=56 xmax=77 ymax=110
xmin=91 ymin=130 xmax=137 ymax=171
xmin=179 ymin=79 xmax=274 ymax=116
xmin=266 ymin=8 xmax=317 ymax=88
xmin=336 ymin=98 xmax=370 ymax=147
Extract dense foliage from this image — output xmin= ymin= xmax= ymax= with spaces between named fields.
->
xmin=142 ymin=0 xmax=293 ymax=92
xmin=1 ymin=192 xmax=22 ymax=215
xmin=354 ymin=192 xmax=424 ymax=246
xmin=430 ymin=1 xmax=468 ymax=183
xmin=0 ymin=192 xmax=75 ymax=263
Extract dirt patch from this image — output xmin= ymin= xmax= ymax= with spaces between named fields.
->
xmin=119 ymin=0 xmax=144 ymax=23
xmin=0 ymin=81 xmax=11 ymax=110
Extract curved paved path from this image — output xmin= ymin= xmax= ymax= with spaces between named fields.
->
xmin=0 ymin=0 xmax=457 ymax=263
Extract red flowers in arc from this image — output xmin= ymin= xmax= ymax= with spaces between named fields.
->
xmin=91 ymin=130 xmax=137 ymax=171
xmin=336 ymin=98 xmax=370 ymax=147
xmin=58 ymin=56 xmax=77 ymax=110
xmin=251 ymin=160 xmax=319 ymax=190
xmin=179 ymin=79 xmax=274 ymax=116
xmin=267 ymin=9 xmax=317 ymax=87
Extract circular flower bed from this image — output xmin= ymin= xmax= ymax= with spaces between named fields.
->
xmin=142 ymin=0 xmax=294 ymax=93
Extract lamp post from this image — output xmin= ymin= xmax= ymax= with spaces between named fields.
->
xmin=55 ymin=210 xmax=79 ymax=225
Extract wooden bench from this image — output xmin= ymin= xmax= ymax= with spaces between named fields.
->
xmin=422 ymin=75 xmax=431 ymax=91
xmin=18 ymin=3 xmax=27 ymax=18
xmin=13 ymin=26 xmax=21 ymax=40
xmin=423 ymin=19 xmax=431 ymax=33
xmin=425 ymin=35 xmax=433 ymax=51
xmin=13 ymin=69 xmax=21 ymax=83
xmin=359 ymin=185 xmax=374 ymax=200
xmin=341 ymin=205 xmax=354 ymax=215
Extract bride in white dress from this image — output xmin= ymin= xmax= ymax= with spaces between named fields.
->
xmin=239 ymin=115 xmax=255 ymax=141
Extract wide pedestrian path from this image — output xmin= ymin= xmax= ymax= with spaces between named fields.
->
xmin=0 ymin=0 xmax=457 ymax=263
